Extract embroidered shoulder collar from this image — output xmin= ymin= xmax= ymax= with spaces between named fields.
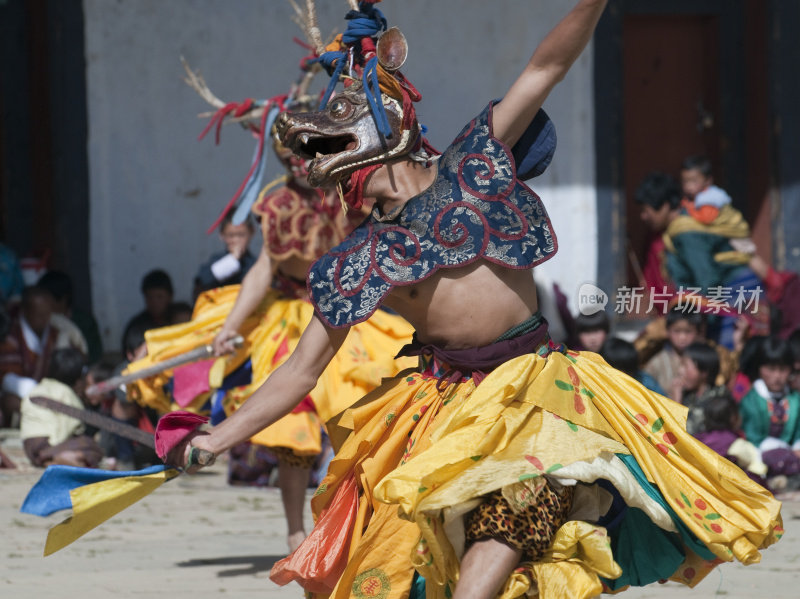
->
xmin=308 ymin=102 xmax=558 ymax=328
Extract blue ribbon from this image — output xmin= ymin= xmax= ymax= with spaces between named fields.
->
xmin=362 ymin=56 xmax=392 ymax=138
xmin=342 ymin=3 xmax=387 ymax=44
xmin=314 ymin=1 xmax=392 ymax=138
xmin=315 ymin=51 xmax=348 ymax=110
xmin=232 ymin=103 xmax=281 ymax=225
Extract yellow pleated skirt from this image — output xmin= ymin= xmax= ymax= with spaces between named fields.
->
xmin=125 ymin=285 xmax=415 ymax=455
xmin=284 ymin=347 xmax=782 ymax=599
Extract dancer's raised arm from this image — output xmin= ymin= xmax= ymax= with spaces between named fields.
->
xmin=493 ymin=0 xmax=607 ymax=147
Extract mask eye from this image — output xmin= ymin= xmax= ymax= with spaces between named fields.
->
xmin=329 ymin=98 xmax=351 ymax=119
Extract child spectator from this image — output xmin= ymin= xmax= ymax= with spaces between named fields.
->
xmin=642 ymin=306 xmax=703 ymax=395
xmin=731 ymin=334 xmax=766 ymax=401
xmin=739 ymin=336 xmax=800 ymax=485
xmin=121 ymin=269 xmax=174 ymax=354
xmin=673 ymin=341 xmax=729 ymax=435
xmin=19 ymin=347 xmax=103 ymax=468
xmin=680 ymin=155 xmax=733 ymax=225
xmin=600 ymin=336 xmax=665 ymax=395
xmin=574 ymin=310 xmax=609 ymax=353
xmin=35 ymin=280 xmax=89 ymax=358
xmin=38 ymin=270 xmax=104 ymax=363
xmin=693 ymin=394 xmax=769 ymax=487
xmin=168 ymin=301 xmax=193 ymax=325
xmin=192 ymin=214 xmax=256 ymax=298
xmin=82 ymin=359 xmax=119 ymax=440
xmin=102 ymin=322 xmax=158 ymax=470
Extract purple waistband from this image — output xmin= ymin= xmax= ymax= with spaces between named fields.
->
xmin=396 ymin=319 xmax=550 ymax=388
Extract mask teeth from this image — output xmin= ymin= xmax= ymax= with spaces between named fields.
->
xmin=337 ymin=181 xmax=348 ymax=214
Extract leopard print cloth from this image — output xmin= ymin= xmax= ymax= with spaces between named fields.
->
xmin=268 ymin=446 xmax=317 ymax=469
xmin=464 ymin=481 xmax=574 ymax=559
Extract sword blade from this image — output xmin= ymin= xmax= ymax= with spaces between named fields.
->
xmin=85 ymin=335 xmax=244 ymax=397
xmin=29 ymin=396 xmax=156 ymax=449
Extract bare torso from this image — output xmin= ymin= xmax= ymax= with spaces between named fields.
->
xmin=383 ymin=262 xmax=539 ymax=349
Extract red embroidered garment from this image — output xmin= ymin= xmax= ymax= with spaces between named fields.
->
xmin=0 ymin=320 xmax=58 ymax=382
xmin=252 ymin=181 xmax=367 ymax=262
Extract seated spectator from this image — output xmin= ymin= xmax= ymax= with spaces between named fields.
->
xmin=693 ymin=394 xmax=769 ymax=487
xmin=20 ymin=347 xmax=103 ymax=468
xmin=228 ymin=442 xmax=279 ymax=487
xmin=739 ymin=336 xmax=800 ymax=484
xmin=101 ymin=322 xmax=158 ymax=470
xmin=574 ymin=310 xmax=609 ymax=353
xmin=37 ymin=270 xmax=103 ymax=363
xmin=168 ymin=301 xmax=193 ymax=325
xmin=673 ymin=341 xmax=728 ymax=435
xmin=82 ymin=359 xmax=118 ymax=440
xmin=0 ymin=286 xmax=64 ymax=427
xmin=731 ymin=334 xmax=766 ymax=401
xmin=121 ymin=269 xmax=174 ymax=354
xmin=642 ymin=306 xmax=703 ymax=395
xmin=600 ymin=336 xmax=665 ymax=395
xmin=534 ymin=274 xmax=575 ymax=346
xmin=32 ymin=281 xmax=89 ymax=358
xmin=192 ymin=214 xmax=256 ymax=298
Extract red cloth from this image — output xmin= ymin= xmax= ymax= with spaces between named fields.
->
xmin=764 ymin=269 xmax=800 ymax=338
xmin=292 ymin=395 xmax=316 ymax=414
xmin=642 ymin=235 xmax=673 ymax=294
xmin=172 ymin=359 xmax=214 ymax=408
xmin=0 ymin=319 xmax=58 ymax=381
xmin=270 ymin=474 xmax=359 ymax=593
xmin=154 ymin=411 xmax=209 ymax=460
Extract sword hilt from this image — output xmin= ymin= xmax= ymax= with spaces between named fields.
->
xmin=186 ymin=446 xmax=216 ymax=469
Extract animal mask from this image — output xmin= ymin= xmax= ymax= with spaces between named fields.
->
xmin=275 ymin=80 xmax=420 ymax=188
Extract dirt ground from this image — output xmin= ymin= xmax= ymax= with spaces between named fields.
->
xmin=2 ymin=429 xmax=799 ymax=599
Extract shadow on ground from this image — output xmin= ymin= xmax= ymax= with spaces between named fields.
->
xmin=176 ymin=554 xmax=284 ymax=577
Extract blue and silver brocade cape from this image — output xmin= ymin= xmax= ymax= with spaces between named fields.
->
xmin=308 ymin=101 xmax=559 ymax=328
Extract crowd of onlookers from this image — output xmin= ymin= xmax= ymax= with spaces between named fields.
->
xmin=562 ymin=306 xmax=800 ymax=494
xmin=0 ymin=212 xmax=257 ymax=471
xmin=0 ymin=256 xmax=171 ymax=471
xmin=548 ymin=152 xmax=800 ymax=495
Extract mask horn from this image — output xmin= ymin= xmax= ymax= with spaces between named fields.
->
xmin=289 ymin=0 xmax=325 ymax=56
xmin=377 ymin=27 xmax=408 ymax=72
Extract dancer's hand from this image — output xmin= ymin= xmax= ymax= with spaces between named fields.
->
xmin=167 ymin=430 xmax=216 ymax=474
xmin=213 ymin=329 xmax=240 ymax=356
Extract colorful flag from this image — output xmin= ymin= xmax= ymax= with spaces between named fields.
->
xmin=21 ymin=464 xmax=179 ymax=555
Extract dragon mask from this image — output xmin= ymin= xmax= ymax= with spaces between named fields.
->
xmin=274 ymin=78 xmax=420 ymax=188
xmin=276 ymin=3 xmax=435 ymax=196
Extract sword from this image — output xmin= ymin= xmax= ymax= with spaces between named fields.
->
xmin=85 ymin=335 xmax=245 ymax=397
xmin=29 ymin=396 xmax=156 ymax=448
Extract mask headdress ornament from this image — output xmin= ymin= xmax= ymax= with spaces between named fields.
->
xmin=275 ymin=0 xmax=440 ymax=210
xmin=184 ymin=1 xmax=367 ymax=260
xmin=183 ymin=0 xmax=328 ymax=233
